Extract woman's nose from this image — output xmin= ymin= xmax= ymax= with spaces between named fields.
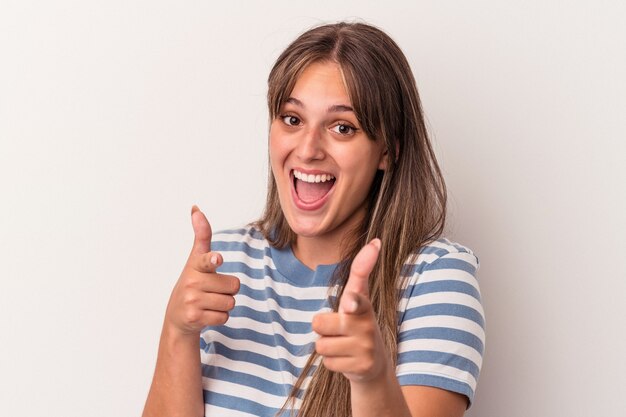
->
xmin=296 ymin=126 xmax=325 ymax=161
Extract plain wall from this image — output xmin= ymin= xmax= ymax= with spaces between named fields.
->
xmin=1 ymin=1 xmax=625 ymax=416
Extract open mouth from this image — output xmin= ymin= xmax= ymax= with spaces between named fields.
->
xmin=292 ymin=169 xmax=336 ymax=205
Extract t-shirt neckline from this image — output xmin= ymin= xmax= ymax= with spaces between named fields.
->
xmin=270 ymin=243 xmax=338 ymax=286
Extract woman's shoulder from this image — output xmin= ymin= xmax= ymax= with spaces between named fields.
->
xmin=398 ymin=237 xmax=484 ymax=335
xmin=211 ymin=224 xmax=269 ymax=253
xmin=409 ymin=237 xmax=478 ymax=267
xmin=403 ymin=237 xmax=480 ymax=282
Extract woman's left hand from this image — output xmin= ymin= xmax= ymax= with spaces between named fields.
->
xmin=311 ymin=239 xmax=390 ymax=383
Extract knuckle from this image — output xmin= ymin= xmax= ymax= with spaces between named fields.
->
xmin=213 ymin=294 xmax=232 ymax=311
xmin=226 ymin=295 xmax=236 ymax=310
xmin=361 ymin=338 xmax=375 ymax=355
xmin=182 ymin=274 xmax=199 ymax=290
xmin=213 ymin=311 xmax=229 ymax=325
xmin=311 ymin=315 xmax=321 ymax=331
xmin=184 ymin=308 xmax=200 ymax=324
xmin=230 ymin=277 xmax=241 ymax=293
xmin=314 ymin=339 xmax=325 ymax=354
xmin=182 ymin=292 xmax=198 ymax=306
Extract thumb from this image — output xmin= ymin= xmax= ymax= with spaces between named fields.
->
xmin=339 ymin=238 xmax=381 ymax=314
xmin=190 ymin=205 xmax=212 ymax=255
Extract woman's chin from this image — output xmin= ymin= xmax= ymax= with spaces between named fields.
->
xmin=286 ymin=222 xmax=325 ymax=239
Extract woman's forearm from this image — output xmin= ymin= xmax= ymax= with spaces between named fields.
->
xmin=142 ymin=325 xmax=204 ymax=417
xmin=351 ymin=365 xmax=469 ymax=417
xmin=350 ymin=364 xmax=412 ymax=417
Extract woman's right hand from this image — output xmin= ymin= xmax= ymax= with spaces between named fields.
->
xmin=164 ymin=205 xmax=240 ymax=337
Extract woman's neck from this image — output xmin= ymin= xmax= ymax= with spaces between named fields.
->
xmin=292 ymin=234 xmax=343 ymax=270
xmin=290 ymin=205 xmax=368 ymax=270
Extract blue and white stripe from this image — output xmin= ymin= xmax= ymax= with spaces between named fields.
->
xmin=397 ymin=239 xmax=484 ymax=401
xmin=200 ymin=228 xmax=484 ymax=416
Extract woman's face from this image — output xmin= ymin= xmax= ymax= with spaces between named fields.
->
xmin=269 ymin=61 xmax=386 ymax=246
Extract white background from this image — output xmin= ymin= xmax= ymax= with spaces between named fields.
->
xmin=1 ymin=1 xmax=625 ymax=416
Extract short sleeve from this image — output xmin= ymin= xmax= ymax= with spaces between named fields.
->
xmin=396 ymin=244 xmax=485 ymax=406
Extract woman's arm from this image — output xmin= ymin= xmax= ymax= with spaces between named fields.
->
xmin=142 ymin=207 xmax=240 ymax=417
xmin=142 ymin=326 xmax=204 ymax=417
xmin=350 ymin=372 xmax=467 ymax=417
xmin=314 ymin=293 xmax=467 ymax=417
xmin=312 ymin=239 xmax=470 ymax=417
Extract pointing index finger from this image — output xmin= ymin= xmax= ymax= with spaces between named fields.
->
xmin=190 ymin=205 xmax=212 ymax=256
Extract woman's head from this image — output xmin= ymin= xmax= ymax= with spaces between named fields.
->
xmin=268 ymin=61 xmax=387 ymax=247
xmin=262 ymin=22 xmax=444 ymax=251
xmin=258 ymin=22 xmax=447 ymax=417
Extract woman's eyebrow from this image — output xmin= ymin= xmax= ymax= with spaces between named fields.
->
xmin=327 ymin=104 xmax=354 ymax=113
xmin=285 ymin=97 xmax=354 ymax=113
xmin=285 ymin=97 xmax=304 ymax=107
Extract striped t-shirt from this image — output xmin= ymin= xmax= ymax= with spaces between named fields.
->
xmin=200 ymin=226 xmax=484 ymax=417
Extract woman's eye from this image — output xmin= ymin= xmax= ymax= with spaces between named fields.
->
xmin=331 ymin=123 xmax=356 ymax=135
xmin=281 ymin=115 xmax=301 ymax=126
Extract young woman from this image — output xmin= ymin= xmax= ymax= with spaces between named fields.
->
xmin=143 ymin=22 xmax=484 ymax=417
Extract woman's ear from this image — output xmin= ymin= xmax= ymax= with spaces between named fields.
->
xmin=378 ymin=142 xmax=398 ymax=170
xmin=378 ymin=149 xmax=388 ymax=170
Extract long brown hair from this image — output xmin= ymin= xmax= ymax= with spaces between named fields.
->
xmin=256 ymin=22 xmax=447 ymax=417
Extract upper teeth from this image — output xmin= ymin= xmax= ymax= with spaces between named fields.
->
xmin=293 ymin=169 xmax=335 ymax=183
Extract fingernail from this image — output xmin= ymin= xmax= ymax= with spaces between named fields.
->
xmin=191 ymin=205 xmax=199 ymax=215
xmin=350 ymin=300 xmax=359 ymax=312
xmin=371 ymin=238 xmax=381 ymax=250
xmin=210 ymin=254 xmax=218 ymax=265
